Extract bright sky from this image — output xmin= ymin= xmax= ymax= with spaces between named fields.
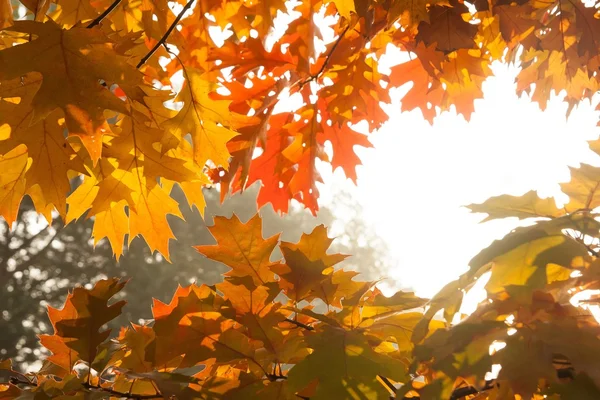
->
xmin=317 ymin=62 xmax=600 ymax=298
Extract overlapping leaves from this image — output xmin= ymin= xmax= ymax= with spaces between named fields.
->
xmin=1 ymin=215 xmax=429 ymax=399
xmin=6 ymin=162 xmax=600 ymax=397
xmin=3 ymin=0 xmax=600 ymax=256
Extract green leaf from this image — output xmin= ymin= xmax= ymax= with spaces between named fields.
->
xmin=287 ymin=326 xmax=406 ymax=399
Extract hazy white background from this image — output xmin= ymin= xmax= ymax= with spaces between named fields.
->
xmin=317 ymin=63 xmax=600 ymax=298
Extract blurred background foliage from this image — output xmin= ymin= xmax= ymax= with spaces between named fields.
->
xmin=0 ymin=185 xmax=391 ymax=370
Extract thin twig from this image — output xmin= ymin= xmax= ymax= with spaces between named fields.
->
xmin=87 ymin=0 xmax=123 ymax=28
xmin=9 ymin=376 xmax=36 ymax=387
xmin=283 ymin=318 xmax=315 ymax=331
xmin=265 ymin=373 xmax=288 ymax=381
xmin=83 ymin=383 xmax=162 ymax=399
xmin=298 ymin=25 xmax=351 ymax=89
xmin=136 ymin=0 xmax=195 ymax=69
xmin=379 ymin=375 xmax=397 ymax=394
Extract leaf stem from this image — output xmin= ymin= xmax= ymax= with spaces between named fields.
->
xmin=87 ymin=0 xmax=123 ymax=28
xmin=283 ymin=318 xmax=315 ymax=331
xmin=136 ymin=0 xmax=195 ymax=69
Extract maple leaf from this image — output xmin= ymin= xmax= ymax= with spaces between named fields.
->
xmin=321 ymin=48 xmax=391 ymax=131
xmin=105 ymin=111 xmax=198 ymax=184
xmin=282 ymin=0 xmax=327 ymax=77
xmin=389 ymin=40 xmax=445 ymax=122
xmin=129 ymin=181 xmax=183 ymax=259
xmin=217 ymin=277 xmax=308 ymax=366
xmin=0 ymin=75 xmax=86 ymax=218
xmin=494 ymin=2 xmax=539 ymax=50
xmin=561 ymin=164 xmax=600 ymax=212
xmin=39 ymin=278 xmax=127 ymax=373
xmin=387 ymin=0 xmax=439 ymax=28
xmin=319 ymin=119 xmax=372 ymax=183
xmin=272 ymin=224 xmax=349 ymax=304
xmin=195 ymin=214 xmax=280 ymax=287
xmin=287 ymin=325 xmax=407 ymax=399
xmin=0 ymin=144 xmax=29 ymax=226
xmin=51 ymin=0 xmax=103 ymax=27
xmin=274 ymin=248 xmax=333 ymax=304
xmin=0 ymin=20 xmax=144 ymax=162
xmin=467 ymin=190 xmax=566 ymax=221
xmin=150 ymin=284 xmax=264 ymax=371
xmin=208 ymin=38 xmax=295 ymax=80
xmin=280 ymin=102 xmax=326 ymax=212
xmin=110 ymin=324 xmax=156 ymax=373
xmin=163 ymin=67 xmax=245 ymax=169
xmin=280 ymin=224 xmax=348 ymax=267
xmin=484 ymin=234 xmax=588 ymax=294
xmin=416 ymin=0 xmax=478 ymax=53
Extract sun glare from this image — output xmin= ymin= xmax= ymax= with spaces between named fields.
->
xmin=318 ymin=62 xmax=600 ymax=298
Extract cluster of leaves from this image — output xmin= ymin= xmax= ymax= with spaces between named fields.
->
xmin=3 ymin=0 xmax=600 ymax=258
xmin=5 ymin=140 xmax=600 ymax=398
xmin=0 ymin=184 xmax=390 ymax=366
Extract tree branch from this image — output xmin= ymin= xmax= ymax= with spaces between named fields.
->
xmin=283 ymin=318 xmax=315 ymax=331
xmin=136 ymin=0 xmax=195 ymax=69
xmin=399 ymin=368 xmax=575 ymax=399
xmin=265 ymin=373 xmax=288 ymax=381
xmin=379 ymin=375 xmax=397 ymax=395
xmin=87 ymin=0 xmax=123 ymax=28
xmin=298 ymin=25 xmax=351 ymax=89
xmin=83 ymin=383 xmax=162 ymax=399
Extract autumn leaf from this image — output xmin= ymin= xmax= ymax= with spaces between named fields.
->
xmin=129 ymin=182 xmax=183 ymax=260
xmin=0 ymin=20 xmax=144 ymax=162
xmin=164 ymin=67 xmax=244 ymax=169
xmin=5 ymin=1 xmax=600 ymax=399
xmin=416 ymin=0 xmax=478 ymax=53
xmin=467 ymin=190 xmax=566 ymax=221
xmin=561 ymin=164 xmax=600 ymax=211
xmin=0 ymin=144 xmax=29 ymax=226
xmin=0 ymin=0 xmax=12 ymax=29
xmin=39 ymin=278 xmax=127 ymax=373
xmin=195 ymin=213 xmax=280 ymax=287
xmin=287 ymin=325 xmax=407 ymax=399
xmin=0 ymin=75 xmax=86 ymax=218
xmin=272 ymin=224 xmax=349 ymax=304
xmin=484 ymin=234 xmax=588 ymax=294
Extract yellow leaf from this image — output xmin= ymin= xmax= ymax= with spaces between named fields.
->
xmin=92 ymin=200 xmax=129 ymax=259
xmin=129 ymin=182 xmax=183 ymax=260
xmin=467 ymin=190 xmax=566 ymax=221
xmin=195 ymin=214 xmax=280 ymax=287
xmin=51 ymin=0 xmax=102 ymax=27
xmin=0 ymin=75 xmax=86 ymax=217
xmin=561 ymin=164 xmax=600 ymax=211
xmin=331 ymin=0 xmax=355 ymax=20
xmin=485 ymin=235 xmax=587 ymax=294
xmin=0 ymin=144 xmax=29 ymax=226
xmin=164 ymin=68 xmax=239 ymax=169
xmin=0 ymin=0 xmax=12 ymax=29
xmin=0 ymin=20 xmax=144 ymax=163
xmin=66 ymin=174 xmax=100 ymax=223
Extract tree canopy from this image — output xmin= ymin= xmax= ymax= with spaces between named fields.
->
xmin=3 ymin=0 xmax=600 ymax=398
xmin=2 ymin=0 xmax=600 ymax=257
